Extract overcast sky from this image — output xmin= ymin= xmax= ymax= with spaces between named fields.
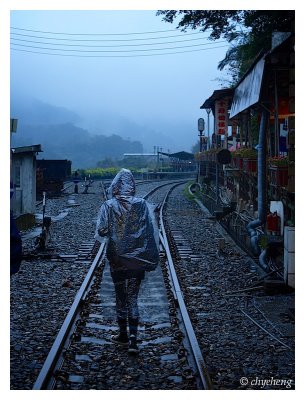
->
xmin=8 ymin=3 xmax=298 ymax=151
xmin=9 ymin=9 xmax=233 ymax=151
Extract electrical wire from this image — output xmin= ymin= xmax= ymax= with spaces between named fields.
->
xmin=10 ymin=31 xmax=204 ymax=42
xmin=10 ymin=25 xmax=227 ymax=57
xmin=10 ymin=37 xmax=225 ymax=48
xmin=10 ymin=44 xmax=228 ymax=58
xmin=11 ymin=26 xmax=180 ymax=35
xmin=10 ymin=41 xmax=228 ymax=53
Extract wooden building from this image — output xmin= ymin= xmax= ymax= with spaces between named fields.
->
xmin=11 ymin=144 xmax=42 ymax=229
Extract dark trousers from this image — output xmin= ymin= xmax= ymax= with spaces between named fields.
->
xmin=110 ymin=269 xmax=145 ymax=321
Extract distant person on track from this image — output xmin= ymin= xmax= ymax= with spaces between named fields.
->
xmin=95 ymin=169 xmax=159 ymax=354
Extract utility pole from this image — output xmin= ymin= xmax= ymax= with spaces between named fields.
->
xmin=197 ymin=118 xmax=205 ymax=183
xmin=206 ymin=108 xmax=211 ymax=150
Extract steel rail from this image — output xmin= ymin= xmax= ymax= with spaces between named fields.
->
xmin=142 ymin=179 xmax=187 ymax=200
xmin=33 ymin=242 xmax=106 ymax=390
xmin=61 ymin=182 xmax=75 ymax=192
xmin=159 ymin=183 xmax=213 ymax=390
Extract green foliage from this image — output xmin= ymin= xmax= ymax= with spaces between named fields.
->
xmin=157 ymin=10 xmax=295 ymax=83
xmin=83 ymin=167 xmax=120 ymax=179
xmin=157 ymin=10 xmax=245 ymax=40
xmin=83 ymin=166 xmax=142 ymax=179
xmin=268 ymin=156 xmax=288 ymax=167
xmin=231 ymin=148 xmax=257 ymax=159
xmin=183 ymin=181 xmax=196 ymax=201
xmin=191 ymin=140 xmax=200 ymax=154
xmin=157 ymin=10 xmax=294 ymax=41
xmin=96 ymin=157 xmax=119 ymax=168
xmin=205 ymin=148 xmax=219 ymax=153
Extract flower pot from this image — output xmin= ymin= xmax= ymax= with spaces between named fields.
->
xmin=243 ymin=158 xmax=257 ymax=173
xmin=269 ymin=166 xmax=288 ymax=187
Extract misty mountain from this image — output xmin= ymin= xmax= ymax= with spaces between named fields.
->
xmin=10 ymin=97 xmax=194 ymax=168
xmin=11 ymin=97 xmax=81 ymax=126
xmin=10 ymin=98 xmax=144 ymax=168
xmin=10 ymin=122 xmax=143 ymax=169
xmin=79 ymin=111 xmax=194 ymax=153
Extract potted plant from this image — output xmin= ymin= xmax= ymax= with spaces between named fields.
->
xmin=236 ymin=148 xmax=257 ymax=173
xmin=268 ymin=156 xmax=289 ymax=167
xmin=201 ymin=148 xmax=218 ymax=162
xmin=243 ymin=148 xmax=257 ymax=173
xmin=238 ymin=148 xmax=257 ymax=159
xmin=268 ymin=156 xmax=289 ymax=187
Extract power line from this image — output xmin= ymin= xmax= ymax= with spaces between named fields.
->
xmin=10 ymin=37 xmax=226 ymax=48
xmin=10 ymin=44 xmax=228 ymax=58
xmin=10 ymin=41 xmax=228 ymax=53
xmin=11 ymin=38 xmax=226 ymax=47
xmin=11 ymin=26 xmax=180 ymax=35
xmin=10 ymin=31 xmax=203 ymax=42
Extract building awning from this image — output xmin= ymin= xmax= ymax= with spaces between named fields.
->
xmin=200 ymin=88 xmax=234 ymax=113
xmin=229 ymin=33 xmax=292 ymax=119
xmin=229 ymin=56 xmax=265 ymax=119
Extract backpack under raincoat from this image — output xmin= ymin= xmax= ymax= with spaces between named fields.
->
xmin=95 ymin=169 xmax=159 ymax=272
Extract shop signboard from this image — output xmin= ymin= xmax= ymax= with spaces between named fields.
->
xmin=215 ymin=99 xmax=228 ymax=135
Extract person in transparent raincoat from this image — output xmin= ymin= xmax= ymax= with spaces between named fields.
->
xmin=95 ymin=169 xmax=159 ymax=353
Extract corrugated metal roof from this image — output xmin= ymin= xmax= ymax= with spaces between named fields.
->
xmin=123 ymin=153 xmax=157 ymax=157
xmin=229 ymin=33 xmax=292 ymax=118
xmin=200 ymin=88 xmax=234 ymax=110
xmin=11 ymin=144 xmax=42 ymax=154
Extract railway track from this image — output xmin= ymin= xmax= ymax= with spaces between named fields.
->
xmin=32 ymin=180 xmax=212 ymax=390
xmin=12 ymin=179 xmax=294 ymax=390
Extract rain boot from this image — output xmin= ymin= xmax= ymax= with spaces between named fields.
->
xmin=111 ymin=318 xmax=128 ymax=346
xmin=128 ymin=317 xmax=139 ymax=354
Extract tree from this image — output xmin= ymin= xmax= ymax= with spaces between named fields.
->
xmin=157 ymin=10 xmax=294 ymax=82
xmin=191 ymin=140 xmax=200 ymax=154
xmin=96 ymin=157 xmax=118 ymax=168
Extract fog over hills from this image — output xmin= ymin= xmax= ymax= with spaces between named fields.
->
xmin=10 ymin=98 xmax=195 ymax=169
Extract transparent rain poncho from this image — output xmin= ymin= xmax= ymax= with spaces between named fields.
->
xmin=95 ymin=169 xmax=159 ymax=272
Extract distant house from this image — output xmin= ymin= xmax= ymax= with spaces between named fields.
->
xmin=11 ymin=144 xmax=42 ymax=229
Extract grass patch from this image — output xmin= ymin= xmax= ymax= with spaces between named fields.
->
xmin=182 ymin=181 xmax=197 ymax=201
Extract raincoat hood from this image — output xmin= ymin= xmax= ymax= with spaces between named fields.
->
xmin=109 ymin=169 xmax=136 ymax=198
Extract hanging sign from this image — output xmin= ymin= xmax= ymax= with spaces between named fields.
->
xmin=230 ymin=57 xmax=265 ymax=118
xmin=215 ymin=99 xmax=228 ymax=135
